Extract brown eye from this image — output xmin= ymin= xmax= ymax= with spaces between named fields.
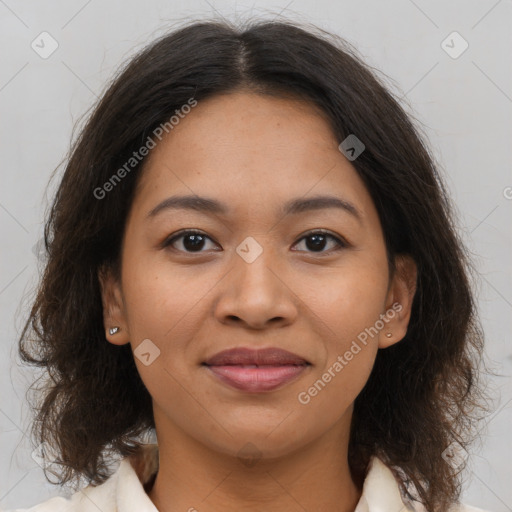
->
xmin=292 ymin=231 xmax=347 ymax=254
xmin=163 ymin=230 xmax=219 ymax=253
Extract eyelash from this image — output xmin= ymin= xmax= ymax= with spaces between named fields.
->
xmin=162 ymin=229 xmax=348 ymax=255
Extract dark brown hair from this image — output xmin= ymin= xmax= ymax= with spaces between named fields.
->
xmin=19 ymin=17 xmax=491 ymax=511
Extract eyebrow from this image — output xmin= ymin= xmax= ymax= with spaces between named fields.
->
xmin=147 ymin=194 xmax=362 ymax=222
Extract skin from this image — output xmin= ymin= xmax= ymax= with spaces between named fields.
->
xmin=99 ymin=90 xmax=417 ymax=512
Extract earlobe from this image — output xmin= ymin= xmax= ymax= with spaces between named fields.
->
xmin=98 ymin=265 xmax=130 ymax=346
xmin=378 ymin=254 xmax=417 ymax=349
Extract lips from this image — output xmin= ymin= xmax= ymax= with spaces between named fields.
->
xmin=202 ymin=347 xmax=310 ymax=392
xmin=203 ymin=347 xmax=309 ymax=366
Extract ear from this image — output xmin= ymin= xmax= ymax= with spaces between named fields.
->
xmin=98 ymin=265 xmax=130 ymax=346
xmin=378 ymin=254 xmax=417 ymax=349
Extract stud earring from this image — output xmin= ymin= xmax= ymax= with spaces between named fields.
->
xmin=109 ymin=327 xmax=120 ymax=335
xmin=385 ymin=332 xmax=392 ymax=338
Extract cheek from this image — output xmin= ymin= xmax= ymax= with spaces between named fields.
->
xmin=295 ymin=344 xmax=376 ymax=436
xmin=293 ymin=274 xmax=384 ymax=431
xmin=293 ymin=258 xmax=387 ymax=404
xmin=121 ymin=256 xmax=207 ymax=420
xmin=120 ymin=250 xmax=209 ymax=341
xmin=119 ymin=251 xmax=224 ymax=392
xmin=301 ymin=256 xmax=389 ymax=344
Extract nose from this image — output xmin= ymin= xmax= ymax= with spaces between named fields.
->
xmin=213 ymin=239 xmax=299 ymax=330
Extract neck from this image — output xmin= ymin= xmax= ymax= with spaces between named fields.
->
xmin=147 ymin=410 xmax=362 ymax=512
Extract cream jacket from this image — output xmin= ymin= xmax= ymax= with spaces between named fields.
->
xmin=4 ymin=444 xmax=489 ymax=512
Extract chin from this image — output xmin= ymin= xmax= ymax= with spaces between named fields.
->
xmin=199 ymin=422 xmax=314 ymax=463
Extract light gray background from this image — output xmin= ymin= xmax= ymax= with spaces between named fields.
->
xmin=1 ymin=0 xmax=511 ymax=510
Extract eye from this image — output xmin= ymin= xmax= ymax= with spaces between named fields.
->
xmin=162 ymin=230 xmax=219 ymax=253
xmin=292 ymin=230 xmax=348 ymax=254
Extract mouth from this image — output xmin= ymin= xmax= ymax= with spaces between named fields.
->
xmin=202 ymin=347 xmax=311 ymax=393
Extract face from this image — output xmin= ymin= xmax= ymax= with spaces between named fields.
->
xmin=100 ymin=91 xmax=416 ymax=461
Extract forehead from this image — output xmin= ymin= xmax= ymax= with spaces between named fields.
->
xmin=133 ymin=91 xmax=374 ymax=222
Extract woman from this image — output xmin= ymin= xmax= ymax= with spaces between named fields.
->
xmin=7 ymin=17 xmax=490 ymax=512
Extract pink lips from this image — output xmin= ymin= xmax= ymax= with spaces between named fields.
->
xmin=203 ymin=347 xmax=310 ymax=392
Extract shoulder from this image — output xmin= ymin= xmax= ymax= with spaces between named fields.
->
xmin=449 ymin=505 xmax=491 ymax=512
xmin=360 ymin=456 xmax=491 ymax=512
xmin=1 ymin=495 xmax=90 ymax=512
xmin=1 ymin=445 xmax=159 ymax=512
xmin=1 ymin=464 xmax=119 ymax=512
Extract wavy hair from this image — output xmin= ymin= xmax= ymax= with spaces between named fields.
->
xmin=19 ymin=17 xmax=491 ymax=511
